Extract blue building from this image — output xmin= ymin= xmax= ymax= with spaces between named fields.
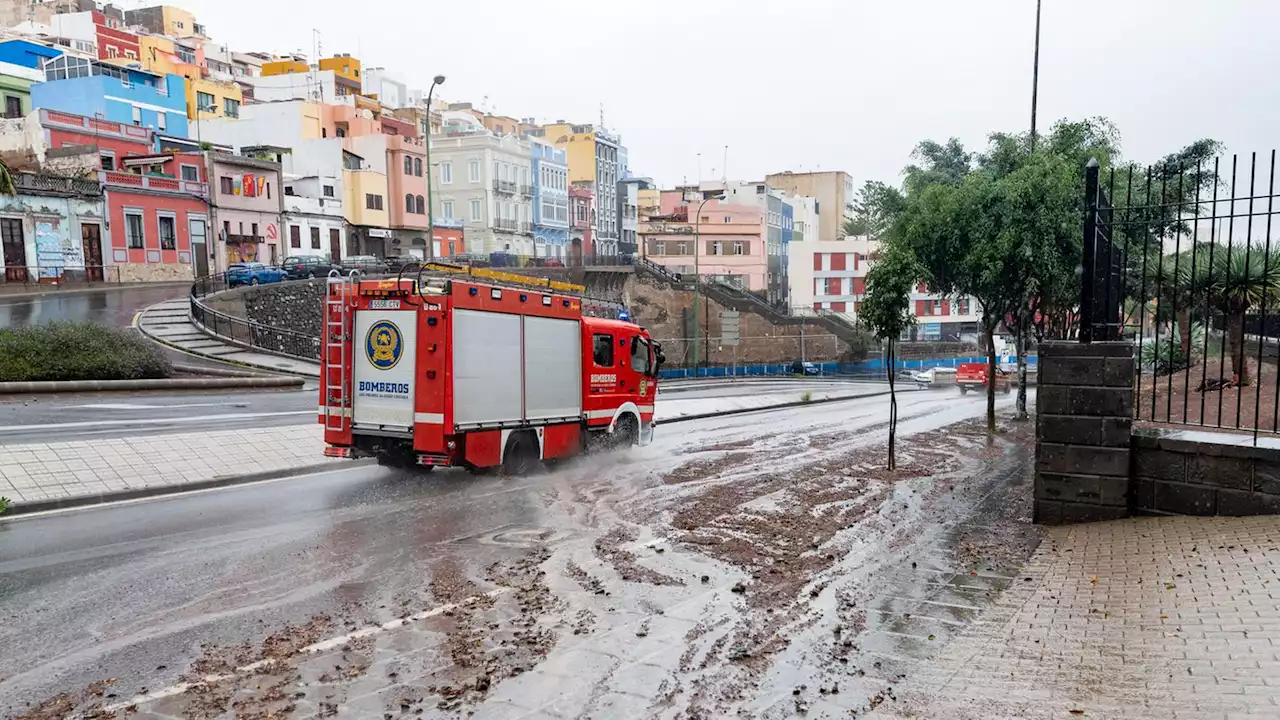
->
xmin=530 ymin=140 xmax=569 ymax=258
xmin=0 ymin=39 xmax=63 ymax=70
xmin=31 ymin=56 xmax=188 ymax=139
xmin=780 ymin=199 xmax=794 ymax=306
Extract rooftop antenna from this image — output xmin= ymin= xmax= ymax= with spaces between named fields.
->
xmin=723 ymin=144 xmax=728 ymax=182
xmin=311 ymin=28 xmax=322 ymax=101
xmin=599 ymin=101 xmax=604 ymax=131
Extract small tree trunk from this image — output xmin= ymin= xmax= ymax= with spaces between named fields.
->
xmin=886 ymin=337 xmax=897 ymax=471
xmin=984 ymin=322 xmax=997 ymax=433
xmin=1228 ymin=311 xmax=1249 ymax=386
xmin=1177 ymin=305 xmax=1192 ymax=359
xmin=1015 ymin=306 xmax=1029 ymax=421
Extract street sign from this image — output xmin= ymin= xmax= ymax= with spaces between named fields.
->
xmin=719 ymin=310 xmax=740 ymax=347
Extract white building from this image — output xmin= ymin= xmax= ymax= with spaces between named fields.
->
xmin=430 ymin=112 xmax=534 ymax=255
xmin=786 ymin=193 xmax=821 ymax=309
xmin=363 ymin=66 xmax=411 ymax=109
xmin=282 ymin=174 xmax=347 ymax=262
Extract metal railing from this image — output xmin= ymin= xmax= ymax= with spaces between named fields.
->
xmin=1 ymin=265 xmax=121 ymax=287
xmin=189 ymin=273 xmax=323 ymax=361
xmin=1082 ymin=152 xmax=1280 ymax=438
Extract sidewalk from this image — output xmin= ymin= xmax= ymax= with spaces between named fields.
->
xmin=877 ymin=515 xmax=1280 ymax=719
xmin=0 ymin=388 xmax=884 ymax=514
xmin=136 ymin=299 xmax=321 ymax=377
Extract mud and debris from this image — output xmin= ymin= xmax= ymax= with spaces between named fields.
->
xmin=14 ymin=395 xmax=1045 ymax=719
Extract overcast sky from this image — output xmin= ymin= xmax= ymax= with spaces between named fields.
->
xmin=167 ymin=0 xmax=1280 ymax=193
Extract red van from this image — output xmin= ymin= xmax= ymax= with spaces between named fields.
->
xmin=956 ymin=362 xmax=1011 ymax=395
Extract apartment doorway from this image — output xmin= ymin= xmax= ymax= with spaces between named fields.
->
xmin=80 ymin=222 xmax=103 ymax=281
xmin=1 ymin=218 xmax=27 ymax=283
xmin=329 ymin=228 xmax=342 ymax=262
xmin=189 ymin=218 xmax=208 ymax=277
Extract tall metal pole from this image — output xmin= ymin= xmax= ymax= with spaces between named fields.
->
xmin=424 ymin=75 xmax=445 ymax=258
xmin=1029 ymin=0 xmax=1042 ymax=150
xmin=690 ymin=193 xmax=721 ymax=372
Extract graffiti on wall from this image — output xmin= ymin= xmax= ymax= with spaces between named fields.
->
xmin=226 ymin=242 xmax=259 ymax=265
xmin=35 ymin=222 xmax=62 ymax=279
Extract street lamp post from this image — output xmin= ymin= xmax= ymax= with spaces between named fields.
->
xmin=424 ymin=74 xmax=445 ymax=258
xmin=1029 ymin=0 xmax=1042 ymax=150
xmin=690 ymin=192 xmax=724 ymax=372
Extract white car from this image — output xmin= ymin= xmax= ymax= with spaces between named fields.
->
xmin=895 ymin=369 xmax=933 ymax=387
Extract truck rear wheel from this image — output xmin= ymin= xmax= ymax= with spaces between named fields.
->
xmin=960 ymin=385 xmax=968 ymax=395
xmin=502 ymin=431 xmax=539 ymax=476
xmin=612 ymin=414 xmax=639 ymax=448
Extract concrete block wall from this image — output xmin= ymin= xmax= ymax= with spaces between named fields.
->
xmin=1034 ymin=341 xmax=1135 ymax=524
xmin=1132 ymin=431 xmax=1280 ymax=515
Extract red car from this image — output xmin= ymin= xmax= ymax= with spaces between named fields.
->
xmin=956 ymin=362 xmax=1011 ymax=395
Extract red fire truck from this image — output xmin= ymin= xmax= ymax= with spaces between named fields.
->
xmin=319 ymin=272 xmax=663 ymax=474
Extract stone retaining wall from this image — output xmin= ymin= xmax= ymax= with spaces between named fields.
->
xmin=1132 ymin=430 xmax=1280 ymax=515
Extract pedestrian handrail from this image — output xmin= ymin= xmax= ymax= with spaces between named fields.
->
xmin=189 ymin=273 xmax=323 ymax=361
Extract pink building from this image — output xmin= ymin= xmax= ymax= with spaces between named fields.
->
xmin=641 ymin=191 xmax=768 ymax=291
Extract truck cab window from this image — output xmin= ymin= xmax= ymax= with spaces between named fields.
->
xmin=593 ymin=333 xmax=614 ymax=366
xmin=631 ymin=336 xmax=650 ymax=375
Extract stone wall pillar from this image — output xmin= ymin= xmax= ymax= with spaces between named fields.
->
xmin=1035 ymin=341 xmax=1135 ymax=524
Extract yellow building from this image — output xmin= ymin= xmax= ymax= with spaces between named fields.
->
xmin=124 ymin=5 xmax=203 ymax=38
xmin=188 ymin=77 xmax=242 ymax=121
xmin=344 ymin=167 xmax=389 ymax=229
xmin=260 ymin=59 xmax=309 ymax=76
xmin=537 ymin=122 xmax=597 ymax=184
xmin=765 ymin=170 xmax=854 ymax=243
xmin=317 ymin=54 xmax=361 ymax=96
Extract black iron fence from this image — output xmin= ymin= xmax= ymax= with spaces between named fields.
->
xmin=1082 ymin=151 xmax=1280 ymax=437
xmin=189 ymin=273 xmax=321 ymax=361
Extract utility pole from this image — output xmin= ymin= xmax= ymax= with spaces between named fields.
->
xmin=690 ymin=192 xmax=724 ymax=372
xmin=1029 ymin=0 xmax=1042 ymax=150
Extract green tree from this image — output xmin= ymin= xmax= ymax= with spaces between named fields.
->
xmin=861 ymin=242 xmax=920 ymax=469
xmin=1200 ymin=244 xmax=1280 ymax=386
xmin=0 ymin=158 xmax=15 ymax=196
xmin=848 ymin=181 xmax=906 ymax=240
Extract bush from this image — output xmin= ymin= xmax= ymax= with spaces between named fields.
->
xmin=0 ymin=322 xmax=171 ymax=382
xmin=1139 ymin=323 xmax=1206 ymax=376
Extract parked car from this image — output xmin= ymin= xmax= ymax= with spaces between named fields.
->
xmin=282 ymin=255 xmax=343 ymax=280
xmin=227 ymin=262 xmax=286 ymax=287
xmin=383 ymin=255 xmax=421 ymax=272
xmin=955 ymin=362 xmax=1011 ymax=395
xmin=342 ymin=255 xmax=389 ymax=275
xmin=791 ymin=360 xmax=821 ymax=376
xmin=896 ymin=368 xmax=933 ymax=388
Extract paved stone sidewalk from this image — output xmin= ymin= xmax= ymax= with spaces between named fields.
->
xmin=137 ymin=298 xmax=321 ymax=377
xmin=875 ymin=515 xmax=1280 ymax=720
xmin=0 ymin=424 xmax=339 ymax=510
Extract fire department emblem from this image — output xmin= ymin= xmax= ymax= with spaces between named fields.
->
xmin=365 ymin=320 xmax=403 ymax=370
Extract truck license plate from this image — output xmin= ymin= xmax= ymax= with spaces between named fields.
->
xmin=369 ymin=299 xmax=401 ymax=309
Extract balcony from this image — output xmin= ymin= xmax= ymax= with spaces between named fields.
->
xmin=16 ymin=173 xmax=101 ymax=197
xmin=493 ymin=180 xmax=516 ymax=195
xmin=494 ymin=218 xmax=519 ymax=232
xmin=520 ymin=222 xmax=534 ymax=235
xmin=100 ymin=170 xmax=207 ymax=196
xmin=519 ymin=184 xmax=534 ymax=197
xmin=225 ymin=233 xmax=262 ymax=243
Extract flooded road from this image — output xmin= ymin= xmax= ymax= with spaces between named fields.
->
xmin=0 ymin=389 xmax=1040 ymax=718
xmin=0 ymin=286 xmax=186 ymax=328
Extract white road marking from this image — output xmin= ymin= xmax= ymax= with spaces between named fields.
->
xmin=68 ymin=402 xmax=248 ymax=410
xmin=101 ymin=589 xmax=508 ymax=712
xmin=0 ymin=410 xmax=316 ymax=433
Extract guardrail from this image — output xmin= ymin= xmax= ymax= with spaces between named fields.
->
xmin=189 ymin=273 xmax=322 ymax=361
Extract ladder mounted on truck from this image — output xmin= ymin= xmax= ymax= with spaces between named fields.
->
xmin=401 ymin=261 xmax=628 ymax=317
xmin=321 ymin=275 xmax=353 ymax=432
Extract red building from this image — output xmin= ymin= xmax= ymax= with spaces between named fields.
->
xmin=569 ymin=185 xmax=593 ymax=263
xmin=91 ymin=11 xmax=141 ymax=63
xmin=42 ymin=110 xmax=210 ymax=281
xmin=430 ymin=221 xmax=465 ymax=258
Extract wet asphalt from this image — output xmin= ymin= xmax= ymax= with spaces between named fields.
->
xmin=0 ymin=286 xmax=188 ymax=329
xmin=0 ymin=388 xmax=1027 ymax=715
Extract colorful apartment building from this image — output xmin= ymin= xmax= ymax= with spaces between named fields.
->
xmin=31 ymin=55 xmax=188 ymax=138
xmin=531 ymin=122 xmax=623 ymax=255
xmin=206 ymin=152 xmax=282 ymax=269
xmin=0 ymin=172 xmax=105 ymax=285
xmin=429 ymin=113 xmax=534 ymax=255
xmin=530 ymin=139 xmax=569 ymax=257
xmin=123 ymin=4 xmax=204 ymax=38
xmin=641 ymin=191 xmax=769 ymax=292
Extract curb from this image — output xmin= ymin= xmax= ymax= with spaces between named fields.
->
xmin=0 ymin=376 xmax=306 ymax=393
xmin=661 ymin=387 xmax=906 ymax=424
xmin=1 ymin=459 xmax=376 ymax=518
xmin=171 ymin=363 xmax=280 ymax=378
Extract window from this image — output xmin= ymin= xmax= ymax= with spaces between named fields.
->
xmin=197 ymin=91 xmax=215 ymax=112
xmin=180 ymin=165 xmax=199 ymax=181
xmin=709 ymin=241 xmax=722 ymax=256
xmin=323 ymin=185 xmax=335 ymax=197
xmin=653 ymin=241 xmax=665 ymax=255
xmin=310 ymin=227 xmax=321 ymax=249
xmin=290 ymin=225 xmax=301 ymax=248
xmin=631 ymin=337 xmax=650 ymax=375
xmin=220 ymin=177 xmax=233 ymax=195
xmin=415 ymin=195 xmax=425 ymax=214
xmin=366 ymin=194 xmax=383 ymax=210
xmin=265 ymin=182 xmax=270 ymax=199
xmin=124 ymin=50 xmax=137 ymax=60
xmin=469 ymin=198 xmax=482 ymax=221
xmin=724 ymin=216 xmax=731 ymax=223
xmin=131 ymin=106 xmax=141 ymax=125
xmin=100 ymin=154 xmax=115 ymax=171
xmin=931 ymin=299 xmax=942 ymax=316
xmin=414 ymin=158 xmax=422 ymax=176
xmin=592 ymin=333 xmax=614 ymax=367
xmin=3 ymin=95 xmax=20 ymax=118
xmin=153 ymin=111 xmax=166 ymax=131
xmin=468 ymin=159 xmax=480 ymax=183
xmin=405 ymin=193 xmax=414 ymax=212
xmin=958 ymin=298 xmax=971 ymax=315
xmin=404 ymin=156 xmax=412 ymax=175
xmin=251 ymin=222 xmax=259 ymax=237
xmin=440 ymin=162 xmax=452 ymax=184
xmin=442 ymin=200 xmax=454 ymax=219
xmin=676 ymin=241 xmax=688 ymax=255
xmin=223 ymin=98 xmax=239 ymax=118
xmin=125 ymin=212 xmax=144 ymax=249
xmin=107 ymin=46 xmax=118 ymax=58
xmin=732 ymin=241 xmax=745 ymax=255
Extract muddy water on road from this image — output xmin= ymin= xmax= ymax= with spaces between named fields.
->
xmin=16 ymin=391 xmax=1042 ymax=719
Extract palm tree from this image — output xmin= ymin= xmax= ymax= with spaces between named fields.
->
xmin=0 ymin=158 xmax=15 ymax=196
xmin=1144 ymin=251 xmax=1196 ymax=358
xmin=1201 ymin=243 xmax=1280 ymax=386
